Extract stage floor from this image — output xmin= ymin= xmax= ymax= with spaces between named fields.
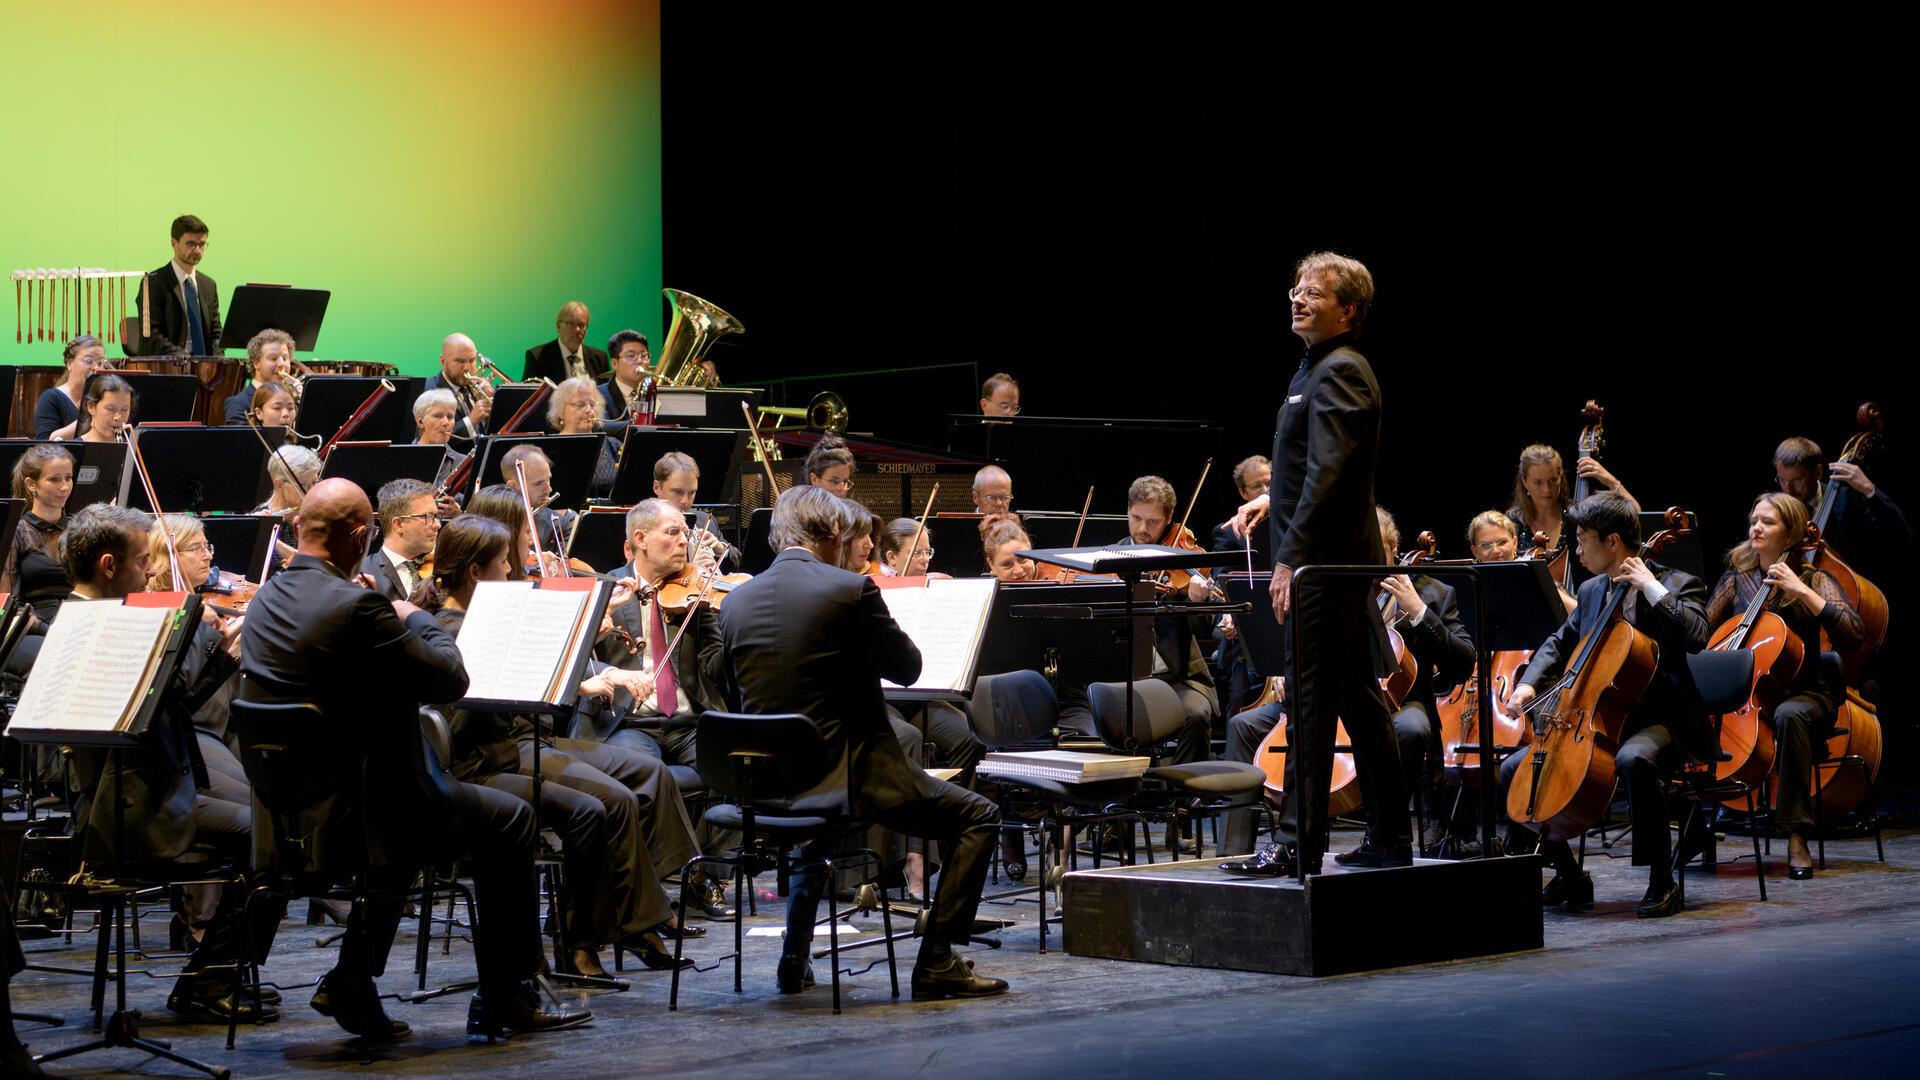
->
xmin=11 ymin=824 xmax=1918 ymax=1079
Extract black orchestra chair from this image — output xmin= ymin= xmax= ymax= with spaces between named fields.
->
xmin=1665 ymin=649 xmax=1767 ymax=901
xmin=1085 ymin=679 xmax=1266 ymax=861
xmin=968 ymin=670 xmax=1147 ymax=953
xmin=226 ymin=700 xmax=476 ymax=1049
xmin=668 ymin=710 xmax=898 ymax=1015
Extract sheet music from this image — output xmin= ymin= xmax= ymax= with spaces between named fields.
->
xmin=1076 ymin=548 xmax=1161 ymax=561
xmin=455 ymin=581 xmax=531 ymax=700
xmin=880 ymin=577 xmax=996 ymax=693
xmin=6 ymin=600 xmax=172 ymax=734
xmin=457 ymin=582 xmax=590 ymax=704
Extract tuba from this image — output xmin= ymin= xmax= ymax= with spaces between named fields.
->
xmin=761 ymin=391 xmax=848 ymax=433
xmin=656 ymin=288 xmax=743 ymax=388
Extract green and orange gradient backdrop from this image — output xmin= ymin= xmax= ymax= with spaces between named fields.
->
xmin=2 ymin=1 xmax=662 ymax=376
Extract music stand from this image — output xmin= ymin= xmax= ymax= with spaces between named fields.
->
xmin=470 ymin=434 xmax=601 ymax=511
xmin=221 ymin=285 xmax=330 ymax=351
xmin=976 ymin=580 xmax=1149 ymax=685
xmin=569 ymin=507 xmax=632 ymax=571
xmin=491 ymin=384 xmax=550 ymax=434
xmin=321 ymin=442 xmax=446 ymax=499
xmin=299 ymin=375 xmax=414 ymax=445
xmin=126 ymin=427 xmax=281 ymax=513
xmin=96 ymin=371 xmax=198 ymax=423
xmin=740 ymin=507 xmax=774 ymax=574
xmin=0 ymin=440 xmax=132 ymax=512
xmin=1444 ymin=560 xmax=1568 ymax=653
xmin=0 ymin=498 xmax=24 ymax=553
xmin=196 ymin=515 xmax=283 ymax=584
xmin=651 ymin=387 xmax=763 ymax=428
xmin=607 ymin=429 xmax=749 ymax=506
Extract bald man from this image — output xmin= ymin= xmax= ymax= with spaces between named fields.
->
xmin=524 ymin=300 xmax=610 ymax=384
xmin=425 ymin=332 xmax=494 ymax=441
xmin=970 ymin=465 xmax=1013 ymax=516
xmin=236 ymin=478 xmax=588 ymax=1040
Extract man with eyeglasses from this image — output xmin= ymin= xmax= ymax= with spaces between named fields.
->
xmin=1220 ymin=251 xmax=1405 ymax=879
xmin=523 ymin=300 xmax=609 ymax=384
xmin=969 ymin=465 xmax=1014 ymax=516
xmin=979 ymin=373 xmax=1020 ymax=417
xmin=132 ymin=213 xmax=221 ymax=357
xmin=1773 ymin=435 xmax=1909 ymax=586
xmin=360 ymin=479 xmax=441 ymax=602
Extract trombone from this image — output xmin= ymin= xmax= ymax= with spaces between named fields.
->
xmin=760 ymin=391 xmax=848 ymax=433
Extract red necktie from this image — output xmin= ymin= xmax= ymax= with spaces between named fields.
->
xmin=649 ymin=598 xmax=679 ymax=714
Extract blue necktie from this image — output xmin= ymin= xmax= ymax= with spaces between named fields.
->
xmin=183 ymin=275 xmax=207 ymax=356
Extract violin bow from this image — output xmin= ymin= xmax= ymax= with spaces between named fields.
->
xmin=1164 ymin=457 xmax=1214 ymax=547
xmin=896 ymin=482 xmax=940 ymax=577
xmin=125 ymin=429 xmax=185 ymax=592
xmin=1069 ymin=485 xmax=1094 ymax=548
xmin=513 ymin=460 xmax=557 ymax=578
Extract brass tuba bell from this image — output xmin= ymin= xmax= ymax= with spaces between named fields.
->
xmin=762 ymin=391 xmax=848 ymax=433
xmin=656 ymin=288 xmax=743 ymax=388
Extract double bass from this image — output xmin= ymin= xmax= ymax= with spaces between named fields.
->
xmin=1802 ymin=402 xmax=1890 ymax=683
xmin=1506 ymin=508 xmax=1691 ymax=842
xmin=1546 ymin=400 xmax=1606 ymax=593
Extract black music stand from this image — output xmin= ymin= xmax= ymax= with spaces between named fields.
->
xmin=221 ymin=285 xmax=330 ymax=351
xmin=195 ymin=515 xmax=284 ymax=584
xmin=650 ymin=387 xmax=763 ymax=428
xmin=976 ymin=580 xmax=1149 ymax=686
xmin=298 ymin=375 xmax=413 ymax=445
xmin=0 ymin=440 xmax=132 ymax=512
xmin=126 ymin=427 xmax=281 ymax=513
xmin=0 ymin=498 xmax=24 ymax=556
xmin=491 ymin=384 xmax=549 ymax=434
xmin=320 ymin=442 xmax=446 ymax=498
xmin=469 ymin=434 xmax=601 ymax=511
xmin=1445 ymin=560 xmax=1568 ymax=655
xmin=607 ymin=429 xmax=748 ymax=506
xmin=740 ymin=507 xmax=774 ymax=574
xmin=95 ymin=371 xmax=198 ymax=424
xmin=568 ymin=507 xmax=632 ymax=571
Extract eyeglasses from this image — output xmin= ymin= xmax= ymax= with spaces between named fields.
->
xmin=177 ymin=541 xmax=213 ymax=557
xmin=1472 ymin=540 xmax=1511 ymax=553
xmin=395 ymin=512 xmax=441 ymax=527
xmin=978 ymin=493 xmax=1013 ymax=507
xmin=821 ymin=477 xmax=854 ymax=494
xmin=1287 ymin=286 xmax=1332 ymax=303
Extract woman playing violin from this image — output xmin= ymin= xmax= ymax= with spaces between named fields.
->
xmin=877 ymin=517 xmax=935 ymax=576
xmin=1704 ymin=492 xmax=1863 ymax=879
xmin=982 ymin=514 xmax=1036 ymax=582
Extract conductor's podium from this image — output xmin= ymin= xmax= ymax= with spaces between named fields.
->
xmin=1062 ymin=854 xmax=1544 ymax=976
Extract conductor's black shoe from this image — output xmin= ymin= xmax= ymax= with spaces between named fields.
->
xmin=467 ymin=984 xmax=593 ymax=1039
xmin=1541 ymin=871 xmax=1594 ymax=911
xmin=910 ymin=954 xmax=1009 ymax=1001
xmin=1637 ymin=879 xmax=1684 ymax=919
xmin=1218 ymin=844 xmax=1309 ymax=877
xmin=1332 ymin=843 xmax=1413 ymax=869
xmin=689 ymin=875 xmax=737 ymax=919
xmin=311 ymin=972 xmax=410 ymax=1041
xmin=776 ymin=955 xmax=816 ymax=994
xmin=168 ymin=975 xmax=279 ymax=1024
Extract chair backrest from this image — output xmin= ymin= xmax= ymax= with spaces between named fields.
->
xmin=967 ymin=670 xmax=1060 ymax=749
xmin=415 ymin=708 xmax=457 ymax=802
xmin=1685 ymin=649 xmax=1755 ymax=715
xmin=695 ymin=711 xmax=833 ymax=803
xmin=229 ymin=699 xmax=331 ymax=811
xmin=1088 ymin=679 xmax=1188 ymax=752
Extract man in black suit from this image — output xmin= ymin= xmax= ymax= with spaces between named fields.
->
xmin=131 ymin=213 xmax=220 ymax=357
xmin=717 ymin=485 xmax=1006 ymax=1000
xmin=1221 ymin=251 xmax=1406 ymax=878
xmin=1502 ymin=493 xmax=1710 ymax=918
xmin=359 ymin=479 xmax=441 ymax=601
xmin=524 ymin=301 xmax=610 ymax=384
xmin=423 ymin=332 xmax=494 ymax=442
xmin=236 ymin=477 xmax=587 ymax=1039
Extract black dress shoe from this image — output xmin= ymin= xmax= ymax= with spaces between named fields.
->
xmin=688 ymin=874 xmax=737 ymax=919
xmin=311 ymin=972 xmax=410 ymax=1041
xmin=467 ymin=984 xmax=593 ymax=1040
xmin=1218 ymin=844 xmax=1310 ymax=877
xmin=168 ymin=974 xmax=280 ymax=1024
xmin=1541 ymin=871 xmax=1594 ymax=911
xmin=1788 ymin=863 xmax=1814 ymax=880
xmin=622 ymin=930 xmax=693 ymax=971
xmin=557 ymin=945 xmax=610 ymax=980
xmin=1332 ymin=844 xmax=1413 ymax=869
xmin=911 ymin=954 xmax=1009 ymax=1001
xmin=1637 ymin=879 xmax=1684 ymax=918
xmin=776 ymin=955 xmax=816 ymax=994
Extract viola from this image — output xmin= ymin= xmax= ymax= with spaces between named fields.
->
xmin=1506 ymin=507 xmax=1691 ymax=842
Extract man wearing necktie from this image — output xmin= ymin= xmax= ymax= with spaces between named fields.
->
xmin=131 ymin=214 xmax=221 ymax=357
xmin=524 ymin=300 xmax=611 ymax=384
xmin=359 ymin=480 xmax=441 ymax=602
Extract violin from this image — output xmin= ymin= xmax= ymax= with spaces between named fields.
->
xmin=197 ymin=569 xmax=259 ymax=619
xmin=1149 ymin=460 xmax=1223 ymax=598
xmin=1506 ymin=507 xmax=1691 ymax=842
xmin=649 ymin=565 xmax=752 ymax=614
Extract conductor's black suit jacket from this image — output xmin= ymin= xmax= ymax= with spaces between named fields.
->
xmin=716 ymin=548 xmax=925 ymax=814
xmin=236 ymin=554 xmax=470 ymax=873
xmin=130 ymin=262 xmax=221 ymax=357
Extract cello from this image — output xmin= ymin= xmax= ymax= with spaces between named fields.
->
xmin=1506 ymin=507 xmax=1691 ymax=842
xmin=1705 ymin=555 xmax=1805 ymax=802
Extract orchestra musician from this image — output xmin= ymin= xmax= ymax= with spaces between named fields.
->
xmin=34 ymin=334 xmax=104 ymax=438
xmin=1704 ymin=492 xmax=1864 ymax=879
xmin=359 ymin=479 xmax=442 ymax=602
xmin=236 ymin=477 xmax=588 ymax=1039
xmin=980 ymin=372 xmax=1020 ymax=417
xmin=131 ymin=213 xmax=220 ymax=357
xmin=424 ymin=332 xmax=494 ymax=443
xmin=221 ymin=329 xmax=297 ymax=424
xmin=1773 ymin=435 xmax=1911 ymax=581
xmin=235 ymin=381 xmax=297 ymax=434
xmin=3 ymin=445 xmax=75 ymax=625
xmin=805 ymin=435 xmax=856 ymax=495
xmin=1118 ymin=475 xmax=1217 ymax=768
xmin=523 ymin=300 xmax=609 ymax=383
xmin=501 ymin=444 xmax=570 ymax=560
xmin=877 ymin=517 xmax=935 ymax=576
xmin=1470 ymin=507 xmax=1576 ymax=613
xmin=549 ymin=376 xmax=621 ymax=498
xmin=1500 ymin=493 xmax=1711 ymax=918
xmin=71 ymin=373 xmax=135 ymax=443
xmin=717 ymin=484 xmax=1007 ymax=999
xmin=1507 ymin=443 xmax=1641 ymax=557
xmin=982 ymin=514 xmax=1036 ymax=582
xmin=1219 ymin=251 xmax=1406 ymax=878
xmin=970 ymin=465 xmax=1014 ymax=516
xmin=253 ymin=445 xmax=321 ymax=569
xmin=414 ymin=513 xmax=706 ymax=977
xmin=601 ymin=329 xmax=652 ymax=421
xmin=653 ymin=451 xmax=742 ymax=570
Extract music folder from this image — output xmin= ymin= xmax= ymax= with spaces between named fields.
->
xmin=875 ymin=575 xmax=997 ymax=702
xmin=2 ymin=593 xmax=203 ymax=748
xmin=222 ymin=284 xmax=331 ymax=352
xmin=453 ymin=577 xmax=612 ymax=715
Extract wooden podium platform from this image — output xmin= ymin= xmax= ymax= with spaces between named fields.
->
xmin=1062 ymin=854 xmax=1544 ymax=976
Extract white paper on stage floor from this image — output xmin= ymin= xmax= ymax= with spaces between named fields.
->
xmin=746 ymin=925 xmax=864 ymax=938
xmin=879 ymin=577 xmax=997 ymax=693
xmin=6 ymin=600 xmax=173 ymax=736
xmin=458 ymin=581 xmax=592 ymax=704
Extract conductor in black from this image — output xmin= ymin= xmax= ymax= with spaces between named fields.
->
xmin=1220 ymin=251 xmax=1409 ymax=877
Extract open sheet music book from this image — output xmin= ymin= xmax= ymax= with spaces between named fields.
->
xmin=455 ymin=579 xmax=606 ymax=708
xmin=4 ymin=598 xmax=182 ymax=741
xmin=978 ymin=750 xmax=1150 ymax=783
xmin=876 ymin=576 xmax=997 ymax=695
